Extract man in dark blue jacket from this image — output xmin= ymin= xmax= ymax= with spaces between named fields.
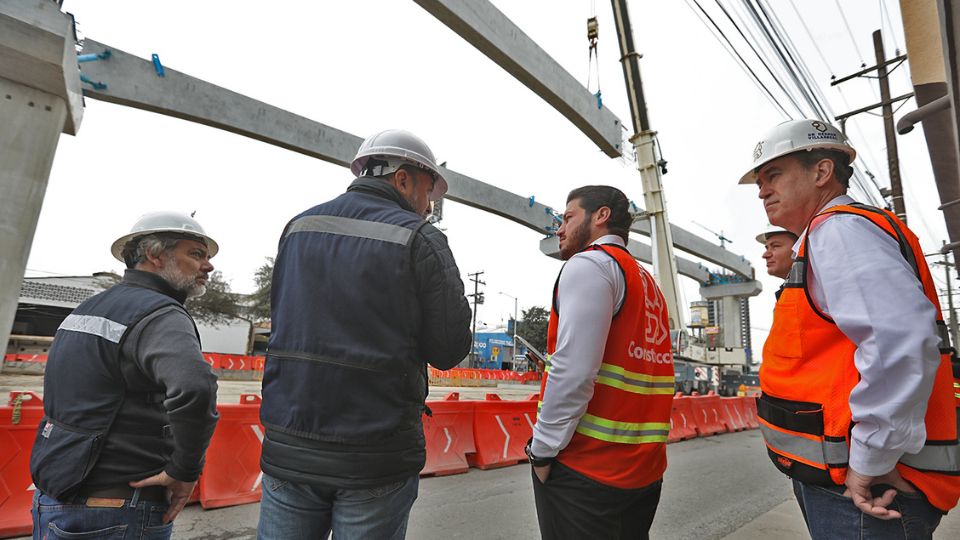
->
xmin=30 ymin=212 xmax=220 ymax=539
xmin=258 ymin=129 xmax=472 ymax=539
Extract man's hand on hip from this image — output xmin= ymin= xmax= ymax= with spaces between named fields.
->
xmin=843 ymin=467 xmax=916 ymax=520
xmin=130 ymin=471 xmax=197 ymax=523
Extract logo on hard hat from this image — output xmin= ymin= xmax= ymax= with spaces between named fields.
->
xmin=811 ymin=121 xmax=828 ymax=133
xmin=752 ymin=141 xmax=764 ymax=161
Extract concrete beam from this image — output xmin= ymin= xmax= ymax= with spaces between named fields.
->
xmin=79 ymin=40 xmax=753 ymax=280
xmin=539 ymin=235 xmax=711 ymax=283
xmin=0 ymin=0 xmax=82 ymax=134
xmin=698 ymin=280 xmax=763 ymax=300
xmin=412 ymin=0 xmax=624 ymax=157
xmin=632 ymin=220 xmax=754 ymax=279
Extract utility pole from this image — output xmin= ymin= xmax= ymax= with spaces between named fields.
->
xmin=467 ymin=271 xmax=485 ymax=367
xmin=499 ymin=291 xmax=519 ymax=365
xmin=873 ymin=30 xmax=906 ymax=223
xmin=942 ymin=242 xmax=959 ymax=349
xmin=610 ymin=0 xmax=685 ymax=332
xmin=832 ymin=29 xmax=912 ymax=222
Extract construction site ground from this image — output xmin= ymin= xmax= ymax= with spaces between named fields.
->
xmin=3 ymin=372 xmax=959 ymax=539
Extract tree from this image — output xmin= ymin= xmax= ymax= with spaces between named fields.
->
xmin=187 ymin=270 xmax=244 ymax=326
xmin=518 ymin=306 xmax=549 ymax=354
xmin=247 ymin=257 xmax=273 ymax=323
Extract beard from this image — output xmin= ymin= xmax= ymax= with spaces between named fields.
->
xmin=559 ymin=219 xmax=592 ymax=260
xmin=159 ymin=259 xmax=207 ymax=298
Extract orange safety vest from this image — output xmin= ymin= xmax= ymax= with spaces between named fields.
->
xmin=538 ymin=243 xmax=674 ymax=489
xmin=760 ymin=203 xmax=960 ymax=512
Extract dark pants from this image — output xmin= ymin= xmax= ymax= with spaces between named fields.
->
xmin=532 ymin=461 xmax=662 ymax=540
xmin=792 ymin=479 xmax=944 ymax=540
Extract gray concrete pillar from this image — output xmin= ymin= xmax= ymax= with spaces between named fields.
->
xmin=0 ymin=77 xmax=67 ymax=367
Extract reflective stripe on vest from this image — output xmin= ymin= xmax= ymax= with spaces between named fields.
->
xmin=285 ymin=215 xmax=414 ymax=245
xmin=758 ymin=422 xmax=848 ymax=467
xmin=575 ymin=413 xmax=670 ymax=444
xmin=899 ymin=444 xmax=960 ymax=473
xmin=58 ymin=314 xmax=127 ymax=344
xmin=596 ymin=363 xmax=675 ymax=395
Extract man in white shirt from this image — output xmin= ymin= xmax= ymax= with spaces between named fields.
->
xmin=739 ymin=119 xmax=959 ymax=539
xmin=527 ymin=185 xmax=674 ymax=540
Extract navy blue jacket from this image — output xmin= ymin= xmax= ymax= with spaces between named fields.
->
xmin=261 ymin=177 xmax=471 ymax=488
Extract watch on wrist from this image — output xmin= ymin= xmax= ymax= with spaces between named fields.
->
xmin=525 ymin=439 xmax=555 ymax=467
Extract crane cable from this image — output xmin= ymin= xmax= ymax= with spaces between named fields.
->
xmin=586 ymin=0 xmax=601 ymax=106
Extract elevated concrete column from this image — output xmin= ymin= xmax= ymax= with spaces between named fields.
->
xmin=0 ymin=77 xmax=67 ymax=362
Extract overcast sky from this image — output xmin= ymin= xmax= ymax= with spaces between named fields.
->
xmin=30 ymin=1 xmax=944 ymax=353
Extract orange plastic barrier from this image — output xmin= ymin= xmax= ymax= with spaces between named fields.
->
xmin=667 ymin=394 xmax=698 ymax=442
xmin=720 ymin=397 xmax=748 ymax=432
xmin=741 ymin=397 xmax=760 ymax=429
xmin=0 ymin=392 xmax=44 ymax=538
xmin=198 ymin=394 xmax=264 ymax=509
xmin=13 ymin=354 xmax=46 ymax=363
xmin=421 ymin=393 xmax=475 ymax=477
xmin=469 ymin=394 xmax=537 ymax=469
xmin=690 ymin=394 xmax=726 ymax=436
xmin=2 ymin=355 xmax=15 ymax=363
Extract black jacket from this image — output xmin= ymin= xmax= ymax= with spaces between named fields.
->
xmin=30 ymin=270 xmax=219 ymax=499
xmin=261 ymin=177 xmax=472 ymax=488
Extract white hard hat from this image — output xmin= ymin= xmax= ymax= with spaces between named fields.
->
xmin=111 ymin=211 xmax=219 ymax=262
xmin=350 ymin=129 xmax=448 ymax=201
xmin=739 ymin=119 xmax=857 ymax=184
xmin=755 ymin=225 xmax=797 ymax=244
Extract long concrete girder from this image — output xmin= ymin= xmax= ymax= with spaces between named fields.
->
xmin=411 ymin=0 xmax=624 ymax=158
xmin=78 ymin=39 xmax=754 ymax=282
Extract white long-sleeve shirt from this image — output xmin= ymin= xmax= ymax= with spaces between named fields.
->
xmin=796 ymin=195 xmax=942 ymax=476
xmin=530 ymin=234 xmax=626 ymax=458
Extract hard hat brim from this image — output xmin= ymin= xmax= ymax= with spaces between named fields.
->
xmin=755 ymin=230 xmax=797 ymax=244
xmin=738 ymin=144 xmax=857 ymax=185
xmin=110 ymin=232 xmax=220 ymax=263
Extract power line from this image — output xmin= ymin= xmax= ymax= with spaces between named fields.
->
xmin=879 ymin=0 xmax=901 ymax=55
xmin=712 ymin=0 xmax=806 ymax=116
xmin=787 ymin=0 xmax=834 ymax=77
xmin=834 ymin=0 xmax=866 ymax=67
xmin=684 ymin=0 xmax=791 ymax=118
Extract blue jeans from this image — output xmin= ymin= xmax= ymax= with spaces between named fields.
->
xmin=31 ymin=489 xmax=172 ymax=540
xmin=792 ymin=479 xmax=944 ymax=539
xmin=256 ymin=473 xmax=419 ymax=540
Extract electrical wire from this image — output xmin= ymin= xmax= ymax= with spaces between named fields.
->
xmin=834 ymin=0 xmax=866 ymax=67
xmin=684 ymin=0 xmax=791 ymax=118
xmin=879 ymin=0 xmax=901 ymax=55
xmin=713 ymin=0 xmax=806 ymax=116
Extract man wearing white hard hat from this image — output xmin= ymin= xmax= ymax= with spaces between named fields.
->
xmin=740 ymin=119 xmax=959 ymax=538
xmin=756 ymin=225 xmax=796 ymax=281
xmin=30 ymin=212 xmax=220 ymax=539
xmin=258 ymin=129 xmax=472 ymax=539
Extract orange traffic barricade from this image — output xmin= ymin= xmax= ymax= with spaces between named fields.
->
xmin=741 ymin=397 xmax=760 ymax=429
xmin=689 ymin=393 xmax=726 ymax=436
xmin=198 ymin=394 xmax=264 ymax=509
xmin=469 ymin=394 xmax=537 ymax=469
xmin=720 ymin=397 xmax=748 ymax=432
xmin=668 ymin=394 xmax=699 ymax=442
xmin=0 ymin=391 xmax=44 ymax=538
xmin=421 ymin=393 xmax=475 ymax=477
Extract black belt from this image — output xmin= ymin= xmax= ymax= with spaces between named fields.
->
xmin=77 ymin=484 xmax=168 ymax=503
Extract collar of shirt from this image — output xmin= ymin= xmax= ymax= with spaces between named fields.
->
xmin=791 ymin=194 xmax=856 ymax=258
xmin=589 ymin=234 xmax=626 ymax=248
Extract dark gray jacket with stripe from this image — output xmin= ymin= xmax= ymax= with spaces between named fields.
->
xmin=260 ymin=177 xmax=472 ymax=488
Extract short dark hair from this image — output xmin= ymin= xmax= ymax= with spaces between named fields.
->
xmin=794 ymin=149 xmax=853 ymax=188
xmin=566 ymin=185 xmax=633 ymax=243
